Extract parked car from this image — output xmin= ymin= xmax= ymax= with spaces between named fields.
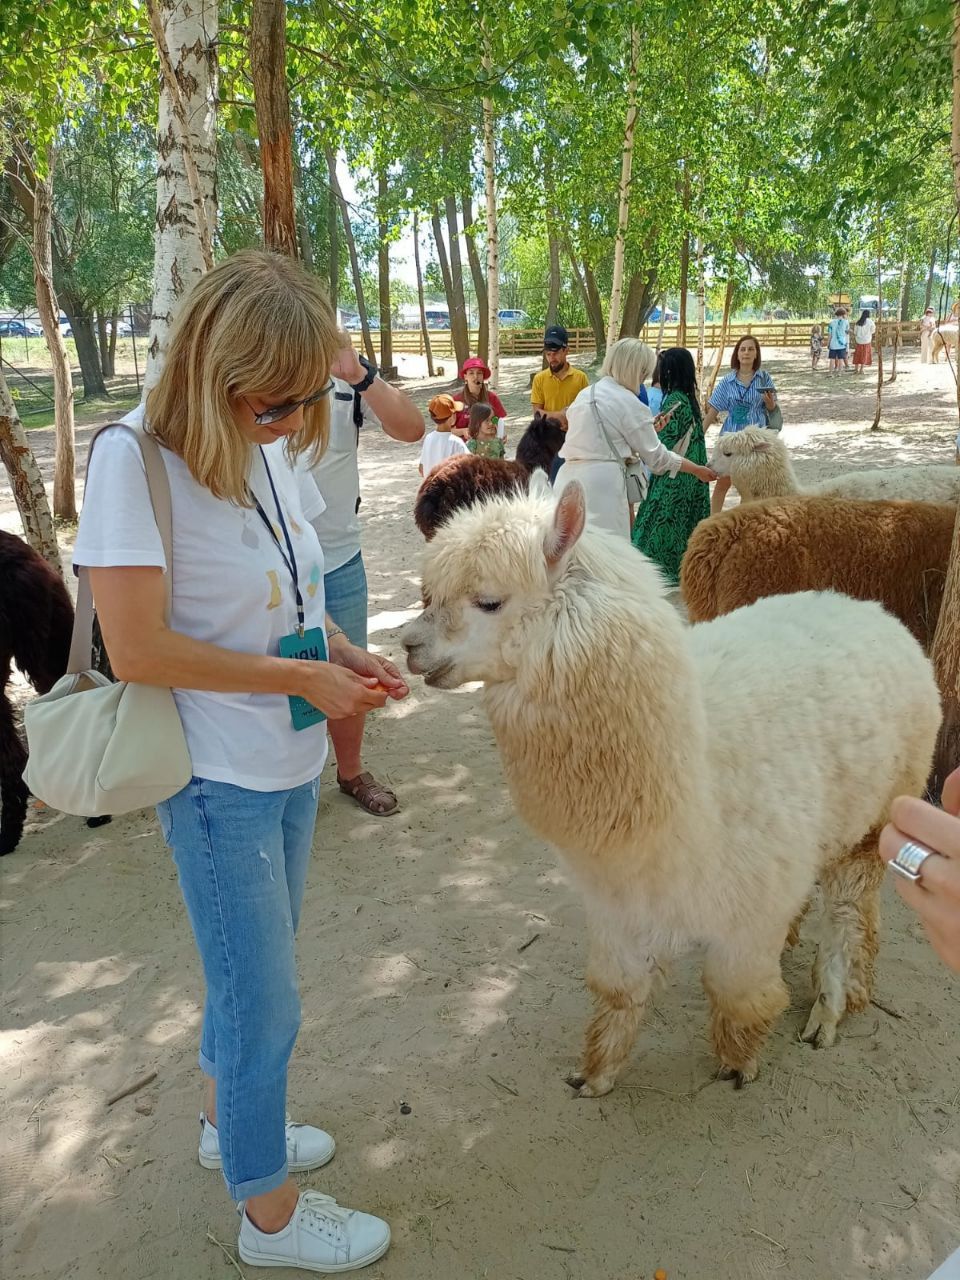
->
xmin=343 ymin=314 xmax=380 ymax=331
xmin=0 ymin=319 xmax=42 ymax=338
xmin=498 ymin=308 xmax=531 ymax=328
xmin=647 ymin=307 xmax=678 ymax=324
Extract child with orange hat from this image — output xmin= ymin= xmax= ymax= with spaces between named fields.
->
xmin=457 ymin=356 xmax=508 ymax=441
xmin=419 ymin=394 xmax=470 ymax=477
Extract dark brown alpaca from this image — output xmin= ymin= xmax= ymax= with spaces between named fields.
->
xmin=0 ymin=531 xmax=74 ymax=855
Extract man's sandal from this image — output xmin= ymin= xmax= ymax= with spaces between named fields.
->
xmin=337 ymin=772 xmax=400 ymax=816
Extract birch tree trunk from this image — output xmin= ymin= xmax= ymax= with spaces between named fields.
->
xmin=0 ymin=371 xmax=63 ymax=576
xmin=32 ymin=146 xmax=77 ymax=522
xmin=462 ymin=191 xmax=489 ymax=365
xmin=250 ymin=0 xmax=297 ymax=256
xmin=606 ymin=26 xmax=639 ymax=351
xmin=145 ymin=0 xmax=218 ymax=389
xmin=326 ymin=150 xmax=339 ymax=311
xmin=481 ymin=32 xmax=500 ymax=385
xmin=377 ymin=169 xmax=393 ymax=371
xmin=924 ymin=243 xmax=937 ymax=312
xmin=889 ymin=248 xmax=908 ymax=383
xmin=706 ymin=277 xmax=735 ymax=400
xmin=870 ymin=234 xmax=884 ymax=430
xmin=695 ymin=236 xmax=706 ymax=395
xmin=678 ymin=167 xmax=690 ymax=348
xmin=546 ymin=228 xmax=561 ymax=333
xmin=928 ymin=0 xmax=960 ymax=794
xmin=413 ymin=209 xmax=435 ymax=377
xmin=326 ymin=149 xmax=376 ymax=365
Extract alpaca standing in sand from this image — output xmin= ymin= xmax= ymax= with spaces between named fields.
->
xmin=402 ymin=483 xmax=941 ymax=1096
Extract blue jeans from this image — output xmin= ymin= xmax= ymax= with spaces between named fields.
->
xmin=156 ymin=775 xmax=320 ymax=1200
xmin=323 ymin=551 xmax=368 ymax=648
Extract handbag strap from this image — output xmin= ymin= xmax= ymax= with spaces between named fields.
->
xmin=589 ymin=384 xmax=629 ymax=468
xmin=68 ymin=422 xmax=174 ymax=675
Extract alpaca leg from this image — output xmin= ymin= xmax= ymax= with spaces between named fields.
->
xmin=785 ymin=898 xmax=810 ymax=949
xmin=0 ymin=687 xmax=29 ymax=857
xmin=703 ymin=944 xmax=789 ymax=1087
xmin=802 ymin=829 xmax=884 ymax=1049
xmin=566 ymin=928 xmax=660 ymax=1099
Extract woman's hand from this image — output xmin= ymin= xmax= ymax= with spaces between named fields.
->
xmin=328 ymin=633 xmax=409 ymax=701
xmin=879 ymin=767 xmax=960 ymax=972
xmin=330 ymin=335 xmax=365 ymax=385
xmin=688 ymin=463 xmax=718 ymax=484
xmin=652 ymin=404 xmax=678 ymax=434
xmin=297 ymin=660 xmax=390 ymax=720
xmin=762 ymin=389 xmax=777 ymax=410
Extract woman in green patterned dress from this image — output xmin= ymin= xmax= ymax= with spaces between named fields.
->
xmin=632 ymin=347 xmax=712 ymax=583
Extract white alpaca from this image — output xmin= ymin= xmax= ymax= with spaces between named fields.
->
xmin=402 ymin=482 xmax=941 ymax=1097
xmin=710 ymin=427 xmax=960 ymax=504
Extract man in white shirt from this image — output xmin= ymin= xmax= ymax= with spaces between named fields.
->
xmin=310 ymin=341 xmax=422 ymax=814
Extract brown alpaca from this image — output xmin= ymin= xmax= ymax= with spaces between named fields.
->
xmin=414 ymin=454 xmax=528 ymax=540
xmin=680 ymin=496 xmax=953 ymax=651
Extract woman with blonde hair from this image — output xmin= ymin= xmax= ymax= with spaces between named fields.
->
xmin=72 ymin=250 xmax=403 ymax=1273
xmin=555 ymin=337 xmax=715 ymax=539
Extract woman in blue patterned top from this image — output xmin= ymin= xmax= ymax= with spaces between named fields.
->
xmin=702 ymin=335 xmax=778 ymax=514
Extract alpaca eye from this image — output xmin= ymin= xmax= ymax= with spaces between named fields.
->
xmin=474 ymin=598 xmax=503 ymax=614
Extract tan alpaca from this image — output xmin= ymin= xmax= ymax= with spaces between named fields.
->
xmin=402 ymin=482 xmax=941 ymax=1097
xmin=709 ymin=427 xmax=960 ymax=505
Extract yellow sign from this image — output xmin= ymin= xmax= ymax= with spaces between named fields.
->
xmin=828 ymin=292 xmax=852 ymax=305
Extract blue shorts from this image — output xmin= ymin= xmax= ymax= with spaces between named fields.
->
xmin=828 ymin=347 xmax=847 ymax=359
xmin=323 ymin=551 xmax=368 ymax=648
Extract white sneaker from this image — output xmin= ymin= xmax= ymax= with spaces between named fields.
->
xmin=238 ymin=1190 xmax=391 ymax=1273
xmin=198 ymin=1113 xmax=336 ymax=1173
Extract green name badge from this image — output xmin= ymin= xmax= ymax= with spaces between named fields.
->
xmin=279 ymin=627 xmax=328 ymax=731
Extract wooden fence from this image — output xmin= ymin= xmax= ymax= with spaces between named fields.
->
xmin=351 ymin=319 xmax=926 ymax=359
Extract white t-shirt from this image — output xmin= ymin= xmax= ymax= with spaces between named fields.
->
xmin=560 ymin=376 xmax=684 ymax=476
xmin=308 ymin=378 xmax=381 ymax=574
xmin=854 ymin=319 xmax=875 ymax=344
xmin=72 ymin=416 xmax=329 ymax=791
xmin=420 ymin=430 xmax=468 ymax=476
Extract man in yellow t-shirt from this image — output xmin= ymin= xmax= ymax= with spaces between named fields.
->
xmin=531 ymin=325 xmax=589 ymax=427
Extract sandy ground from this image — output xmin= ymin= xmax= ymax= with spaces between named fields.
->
xmin=2 ymin=348 xmax=960 ymax=1280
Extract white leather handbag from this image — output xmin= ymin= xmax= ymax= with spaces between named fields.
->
xmin=23 ymin=423 xmax=192 ymax=817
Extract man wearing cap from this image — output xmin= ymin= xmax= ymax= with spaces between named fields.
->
xmin=420 ymin=393 xmax=470 ymax=477
xmin=531 ymin=325 xmax=590 ymax=427
xmin=308 ymin=338 xmax=423 ymax=817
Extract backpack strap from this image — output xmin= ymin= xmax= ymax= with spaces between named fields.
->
xmin=68 ymin=421 xmax=174 ymax=675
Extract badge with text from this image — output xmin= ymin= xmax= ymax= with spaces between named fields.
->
xmin=279 ymin=627 xmax=328 ymax=731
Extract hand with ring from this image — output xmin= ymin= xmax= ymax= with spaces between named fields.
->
xmin=880 ymin=766 xmax=960 ymax=972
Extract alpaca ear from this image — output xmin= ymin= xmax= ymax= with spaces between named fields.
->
xmin=528 ymin=468 xmax=552 ymax=500
xmin=544 ymin=482 xmax=586 ymax=569
xmin=751 ymin=436 xmax=773 ymax=454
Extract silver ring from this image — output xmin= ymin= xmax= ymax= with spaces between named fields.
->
xmin=889 ymin=839 xmax=936 ymax=884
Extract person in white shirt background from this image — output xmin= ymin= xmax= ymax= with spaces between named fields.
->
xmin=73 ymin=250 xmax=406 ymax=1272
xmin=851 ymin=307 xmax=876 ymax=373
xmin=555 ymin=337 xmax=715 ymax=539
xmin=310 ymin=340 xmax=423 ymax=816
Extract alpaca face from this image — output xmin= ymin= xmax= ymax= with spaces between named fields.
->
xmin=402 ymin=483 xmax=587 ymax=688
xmin=709 ymin=427 xmax=773 ymax=476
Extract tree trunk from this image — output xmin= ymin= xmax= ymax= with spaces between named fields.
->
xmin=546 ymin=227 xmax=561 ymax=333
xmin=706 ymin=277 xmax=735 ymax=400
xmin=96 ymin=311 xmax=111 ymax=379
xmin=924 ymin=243 xmax=937 ymax=313
xmin=250 ymin=0 xmax=296 ymax=256
xmin=412 ymin=209 xmax=435 ymax=378
xmin=326 ymin=147 xmax=375 ymax=365
xmin=431 ymin=206 xmax=455 ymax=345
xmin=481 ymin=33 xmax=501 ymax=386
xmin=871 ymin=236 xmax=884 ymax=430
xmin=582 ymin=260 xmax=607 ymax=355
xmin=107 ymin=306 xmax=119 ymax=379
xmin=294 ymin=162 xmax=313 ymax=269
xmin=695 ymin=236 xmax=706 ymax=394
xmin=678 ymin=167 xmax=690 ymax=348
xmin=0 ymin=372 xmax=63 ymax=575
xmin=32 ymin=148 xmax=77 ymax=522
xmin=443 ymin=195 xmax=471 ymax=369
xmin=606 ymin=26 xmax=639 ymax=350
xmin=889 ymin=248 xmax=908 ymax=383
xmin=619 ymin=270 xmax=657 ymax=337
xmin=900 ymin=258 xmax=914 ymax=323
xmin=656 ymin=294 xmax=668 ymax=350
xmin=377 ymin=168 xmax=392 ymax=370
xmin=462 ymin=191 xmax=488 ymax=365
xmin=929 ymin=1 xmax=960 ymax=795
xmin=326 ymin=149 xmax=339 ymax=311
xmin=560 ymin=232 xmax=602 ymax=354
xmin=145 ymin=0 xmax=218 ymax=389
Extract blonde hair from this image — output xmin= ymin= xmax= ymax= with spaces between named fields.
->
xmin=601 ymin=338 xmax=656 ymax=395
xmin=146 ymin=249 xmax=338 ymax=503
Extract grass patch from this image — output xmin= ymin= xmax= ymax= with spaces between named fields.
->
xmin=23 ymin=392 xmax=141 ymax=432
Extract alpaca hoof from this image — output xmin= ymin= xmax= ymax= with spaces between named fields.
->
xmin=718 ymin=1062 xmax=757 ymax=1089
xmin=85 ymin=815 xmax=112 ymax=829
xmin=801 ymin=1008 xmax=838 ymax=1049
xmin=565 ymin=1071 xmax=615 ymax=1098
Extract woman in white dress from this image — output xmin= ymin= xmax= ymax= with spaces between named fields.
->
xmin=555 ymin=338 xmax=716 ymax=539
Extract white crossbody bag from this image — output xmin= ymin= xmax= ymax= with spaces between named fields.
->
xmin=23 ymin=423 xmax=192 ymax=817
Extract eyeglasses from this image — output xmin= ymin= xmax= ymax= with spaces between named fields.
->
xmin=245 ymin=382 xmax=334 ymax=426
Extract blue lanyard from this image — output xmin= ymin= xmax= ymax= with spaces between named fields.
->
xmin=252 ymin=446 xmax=305 ymax=636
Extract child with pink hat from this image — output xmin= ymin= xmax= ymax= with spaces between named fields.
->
xmin=457 ymin=356 xmax=508 ymax=441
